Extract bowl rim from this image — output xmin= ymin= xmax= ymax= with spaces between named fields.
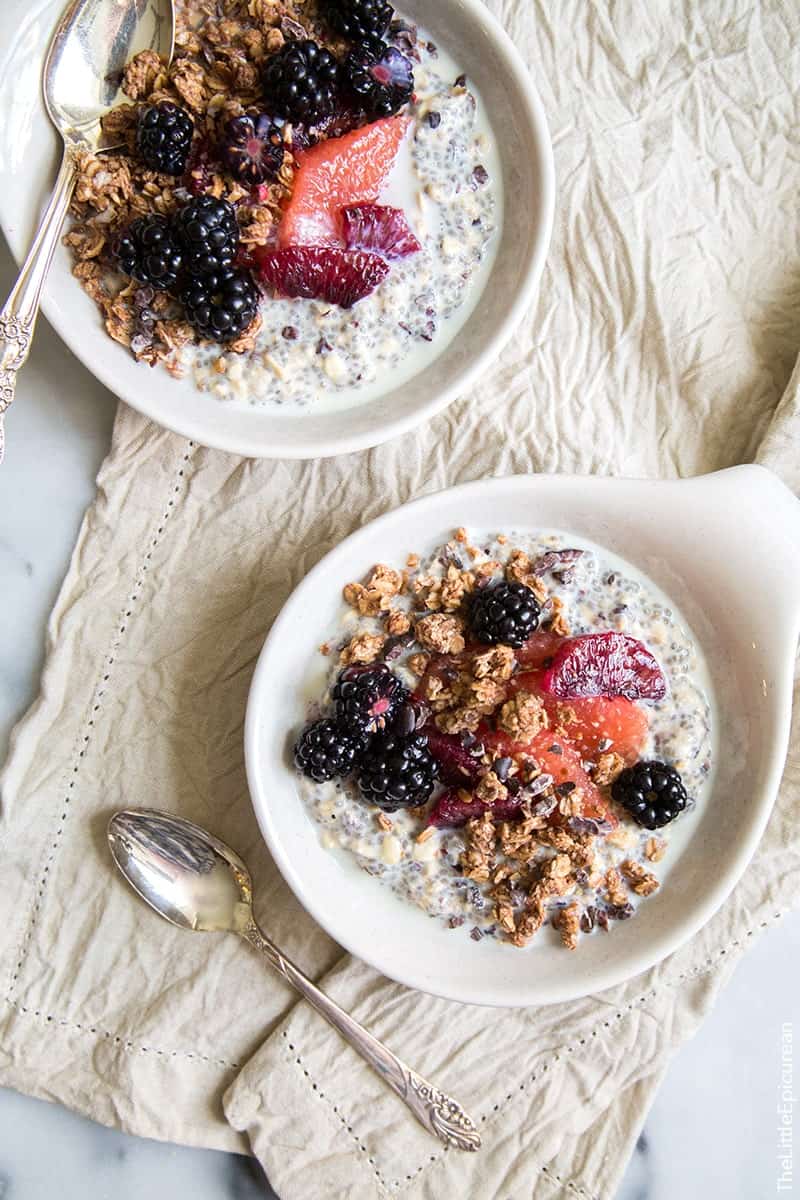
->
xmin=245 ymin=467 xmax=799 ymax=1006
xmin=0 ymin=0 xmax=555 ymax=460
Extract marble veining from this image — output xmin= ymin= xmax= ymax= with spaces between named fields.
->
xmin=0 ymin=240 xmax=798 ymax=1199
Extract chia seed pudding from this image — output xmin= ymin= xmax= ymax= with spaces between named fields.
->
xmin=63 ymin=1 xmax=501 ymax=414
xmin=293 ymin=529 xmax=715 ymax=951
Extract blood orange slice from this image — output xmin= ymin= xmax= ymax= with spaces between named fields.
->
xmin=279 ymin=114 xmax=411 ymax=248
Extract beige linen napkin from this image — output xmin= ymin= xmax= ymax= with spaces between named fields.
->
xmin=2 ymin=1 xmax=800 ymax=1197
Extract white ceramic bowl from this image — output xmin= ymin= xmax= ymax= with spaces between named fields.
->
xmin=0 ymin=0 xmax=554 ymax=459
xmin=245 ymin=467 xmax=800 ymax=1006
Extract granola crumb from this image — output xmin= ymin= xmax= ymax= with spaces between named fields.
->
xmin=604 ymin=867 xmax=628 ymax=908
xmin=385 ymin=608 xmax=411 ymax=636
xmin=406 ymin=553 xmax=420 ymax=569
xmin=472 ymin=644 xmax=515 ymax=682
xmin=496 ymin=533 xmax=508 ymax=544
xmin=505 ymin=549 xmax=547 ymax=601
xmin=376 ymin=812 xmax=393 ymax=832
xmin=644 ymin=836 xmax=666 ymax=863
xmin=407 ymin=652 xmax=430 ymax=676
xmin=343 ymin=563 xmax=402 ymax=616
xmin=475 ymin=771 xmax=509 ymax=805
xmin=416 ymin=825 xmax=436 ymax=844
xmin=510 ymin=904 xmax=545 ymax=947
xmin=319 ymin=642 xmax=331 ymax=656
xmin=454 ymin=527 xmax=468 ymax=543
xmin=498 ymin=691 xmax=548 ymax=740
xmin=413 ymin=564 xmax=473 ymax=612
xmin=592 ymin=751 xmax=626 ymax=786
xmin=415 ymin=613 xmax=466 ymax=655
xmin=460 ymin=812 xmax=496 ymax=882
xmin=620 ymin=859 xmax=660 ymax=896
xmin=557 ymin=902 xmax=581 ymax=950
xmin=547 ymin=595 xmax=571 ymax=636
xmin=339 ymin=631 xmax=385 ymax=666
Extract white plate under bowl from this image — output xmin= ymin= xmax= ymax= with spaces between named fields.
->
xmin=0 ymin=0 xmax=554 ymax=459
xmin=245 ymin=467 xmax=800 ymax=1007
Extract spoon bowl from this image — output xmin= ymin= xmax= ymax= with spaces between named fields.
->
xmin=108 ymin=807 xmax=482 ymax=1151
xmin=108 ymin=809 xmax=253 ymax=934
xmin=44 ymin=0 xmax=174 ymax=151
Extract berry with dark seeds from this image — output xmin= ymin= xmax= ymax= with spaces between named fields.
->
xmin=611 ymin=760 xmax=688 ymax=829
xmin=173 ymin=196 xmax=239 ymax=278
xmin=343 ymin=37 xmax=414 ymax=118
xmin=469 ymin=581 xmax=542 ymax=647
xmin=137 ymin=102 xmax=194 ymax=176
xmin=325 ymin=0 xmax=394 ymax=41
xmin=181 ymin=268 xmax=260 ymax=343
xmin=261 ymin=40 xmax=340 ymax=125
xmin=114 ymin=215 xmax=183 ymax=290
xmin=220 ymin=112 xmax=286 ymax=185
xmin=333 ymin=664 xmax=408 ymax=738
xmin=294 ymin=718 xmax=360 ymax=782
xmin=358 ymin=733 xmax=436 ymax=812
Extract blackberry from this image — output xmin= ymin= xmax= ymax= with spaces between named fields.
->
xmin=469 ymin=581 xmax=541 ymax=647
xmin=358 ymin=732 xmax=436 ymax=812
xmin=173 ymin=196 xmax=239 ymax=278
xmin=181 ymin=268 xmax=260 ymax=343
xmin=325 ymin=0 xmax=394 ymax=41
xmin=342 ymin=37 xmax=414 ymax=118
xmin=333 ymin=664 xmax=408 ymax=739
xmin=611 ymin=760 xmax=688 ymax=830
xmin=220 ymin=112 xmax=286 ymax=186
xmin=137 ymin=102 xmax=194 ymax=176
xmin=294 ymin=719 xmax=359 ymax=782
xmin=261 ymin=40 xmax=340 ymax=125
xmin=114 ymin=215 xmax=183 ymax=291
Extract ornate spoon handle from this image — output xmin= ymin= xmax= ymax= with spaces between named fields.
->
xmin=0 ymin=146 xmax=77 ymax=462
xmin=241 ymin=918 xmax=481 ymax=1152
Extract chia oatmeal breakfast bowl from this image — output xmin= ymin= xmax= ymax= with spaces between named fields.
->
xmin=0 ymin=0 xmax=554 ymax=458
xmin=245 ymin=467 xmax=800 ymax=1006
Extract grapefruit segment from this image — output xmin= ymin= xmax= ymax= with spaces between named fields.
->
xmin=511 ymin=670 xmax=648 ymax=763
xmin=279 ymin=114 xmax=411 ymax=248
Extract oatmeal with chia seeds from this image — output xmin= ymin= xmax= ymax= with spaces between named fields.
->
xmin=62 ymin=0 xmax=501 ymax=412
xmin=293 ymin=529 xmax=715 ymax=951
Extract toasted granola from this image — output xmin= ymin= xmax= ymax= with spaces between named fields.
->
xmin=619 ymin=859 xmax=660 ymax=897
xmin=556 ymin=902 xmax=581 ymax=951
xmin=414 ymin=614 xmax=466 ymax=655
xmin=497 ymin=691 xmax=548 ymax=740
xmin=604 ymin=867 xmax=629 ymax=908
xmin=592 ymin=751 xmax=626 ymax=786
xmin=339 ymin=631 xmax=385 ymax=665
xmin=460 ymin=812 xmax=496 ymax=883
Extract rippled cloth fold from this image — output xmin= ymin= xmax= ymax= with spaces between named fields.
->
xmin=1 ymin=2 xmax=800 ymax=1198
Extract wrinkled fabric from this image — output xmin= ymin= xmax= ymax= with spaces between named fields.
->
xmin=1 ymin=2 xmax=800 ymax=1198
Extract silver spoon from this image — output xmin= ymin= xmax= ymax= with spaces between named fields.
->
xmin=108 ymin=808 xmax=482 ymax=1152
xmin=0 ymin=0 xmax=175 ymax=461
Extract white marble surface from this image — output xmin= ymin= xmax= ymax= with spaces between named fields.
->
xmin=0 ymin=237 xmax=798 ymax=1199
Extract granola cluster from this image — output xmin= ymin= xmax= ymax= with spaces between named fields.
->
xmin=64 ymin=0 xmax=325 ymax=368
xmin=329 ymin=529 xmax=668 ymax=951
